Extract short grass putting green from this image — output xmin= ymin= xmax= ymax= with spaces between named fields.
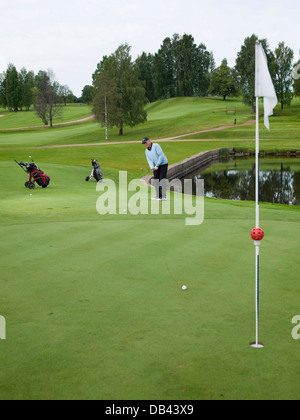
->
xmin=0 ymin=97 xmax=300 ymax=400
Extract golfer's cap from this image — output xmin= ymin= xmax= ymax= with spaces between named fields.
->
xmin=142 ymin=137 xmax=150 ymax=144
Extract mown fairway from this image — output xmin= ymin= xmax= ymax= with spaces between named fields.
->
xmin=0 ymin=104 xmax=92 ymax=130
xmin=0 ymin=98 xmax=300 ymax=400
xmin=1 ymin=97 xmax=251 ymax=148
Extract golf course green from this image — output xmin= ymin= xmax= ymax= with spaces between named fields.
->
xmin=0 ymin=97 xmax=300 ymax=400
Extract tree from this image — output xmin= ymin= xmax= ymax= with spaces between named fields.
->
xmin=173 ymin=34 xmax=211 ymax=97
xmin=235 ymin=34 xmax=274 ymax=113
xmin=19 ymin=68 xmax=35 ymax=111
xmin=34 ymin=70 xmax=62 ymax=127
xmin=93 ymin=44 xmax=147 ymax=136
xmin=151 ymin=34 xmax=212 ymax=100
xmin=173 ymin=33 xmax=195 ymax=96
xmin=81 ymin=85 xmax=94 ymax=104
xmin=0 ymin=71 xmax=6 ymax=107
xmin=152 ymin=37 xmax=175 ymax=100
xmin=59 ymin=84 xmax=74 ymax=106
xmin=93 ymin=74 xmax=120 ymax=140
xmin=5 ymin=64 xmax=22 ymax=111
xmin=293 ymin=60 xmax=300 ymax=97
xmin=209 ymin=59 xmax=239 ymax=100
xmin=136 ymin=52 xmax=155 ymax=102
xmin=274 ymin=42 xmax=294 ymax=110
xmin=192 ymin=42 xmax=212 ymax=97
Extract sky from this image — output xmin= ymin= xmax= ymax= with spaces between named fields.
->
xmin=0 ymin=0 xmax=299 ymax=97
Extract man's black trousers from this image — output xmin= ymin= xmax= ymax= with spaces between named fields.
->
xmin=153 ymin=163 xmax=168 ymax=199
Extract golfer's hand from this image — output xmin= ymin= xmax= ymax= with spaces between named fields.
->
xmin=153 ymin=166 xmax=158 ymax=171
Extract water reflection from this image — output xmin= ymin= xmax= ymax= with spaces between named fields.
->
xmin=189 ymin=157 xmax=300 ymax=205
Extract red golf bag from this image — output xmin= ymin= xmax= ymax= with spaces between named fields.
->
xmin=16 ymin=160 xmax=50 ymax=189
xmin=28 ymin=165 xmax=50 ymax=188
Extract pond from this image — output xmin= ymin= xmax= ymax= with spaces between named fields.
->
xmin=186 ymin=157 xmax=300 ymax=206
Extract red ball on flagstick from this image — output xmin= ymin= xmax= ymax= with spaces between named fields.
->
xmin=251 ymin=228 xmax=265 ymax=241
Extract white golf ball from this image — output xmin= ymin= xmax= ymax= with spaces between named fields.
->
xmin=182 ymin=285 xmax=187 ymax=291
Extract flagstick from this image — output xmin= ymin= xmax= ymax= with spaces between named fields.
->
xmin=250 ymin=41 xmax=276 ymax=349
xmin=254 ymin=241 xmax=261 ymax=348
xmin=256 ymin=96 xmax=260 ymax=230
xmin=251 ymin=96 xmax=264 ymax=349
xmin=254 ymin=96 xmax=261 ymax=347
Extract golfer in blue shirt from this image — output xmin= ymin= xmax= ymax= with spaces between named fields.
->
xmin=142 ymin=137 xmax=168 ymax=200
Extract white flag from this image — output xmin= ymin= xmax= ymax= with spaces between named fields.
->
xmin=255 ymin=42 xmax=278 ymax=130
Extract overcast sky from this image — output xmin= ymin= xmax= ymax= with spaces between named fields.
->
xmin=0 ymin=0 xmax=299 ymax=97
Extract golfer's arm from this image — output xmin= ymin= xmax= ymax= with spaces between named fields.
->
xmin=146 ymin=154 xmax=154 ymax=170
xmin=155 ymin=145 xmax=164 ymax=167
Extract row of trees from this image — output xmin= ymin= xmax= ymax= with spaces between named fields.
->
xmin=236 ymin=35 xmax=300 ymax=112
xmin=1 ymin=33 xmax=299 ymax=131
xmin=0 ymin=65 xmax=35 ymax=112
xmin=136 ymin=33 xmax=300 ymax=109
xmin=136 ymin=34 xmax=213 ymax=101
xmin=0 ymin=65 xmax=75 ymax=126
xmin=90 ymin=35 xmax=213 ymax=139
xmin=91 ymin=33 xmax=300 ymax=138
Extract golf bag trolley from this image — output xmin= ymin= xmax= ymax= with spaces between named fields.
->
xmin=86 ymin=159 xmax=103 ymax=183
xmin=15 ymin=158 xmax=50 ymax=189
